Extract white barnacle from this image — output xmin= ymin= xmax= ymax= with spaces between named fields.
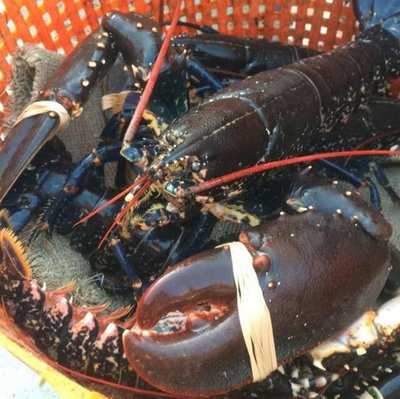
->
xmin=345 ymin=190 xmax=352 ymax=197
xmin=375 ymin=295 xmax=400 ymax=337
xmin=336 ymin=209 xmax=342 ymax=215
xmin=125 ymin=192 xmax=134 ymax=203
xmin=88 ymin=61 xmax=97 ymax=68
xmin=81 ymin=79 xmax=90 ymax=87
xmin=136 ymin=22 xmax=143 ymax=29
xmin=97 ymin=42 xmax=106 ymax=49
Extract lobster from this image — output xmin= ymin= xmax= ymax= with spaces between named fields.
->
xmin=0 ymin=0 xmax=399 ymax=397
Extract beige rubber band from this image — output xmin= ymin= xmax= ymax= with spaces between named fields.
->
xmin=13 ymin=100 xmax=70 ymax=131
xmin=220 ymin=241 xmax=278 ymax=382
xmin=102 ymin=91 xmax=131 ymax=114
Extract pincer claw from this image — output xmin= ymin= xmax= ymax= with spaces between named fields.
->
xmin=123 ymin=192 xmax=392 ymax=397
xmin=123 ymin=246 xmax=250 ymax=397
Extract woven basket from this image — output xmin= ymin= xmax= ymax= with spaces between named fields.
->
xmin=0 ymin=0 xmax=376 ymax=398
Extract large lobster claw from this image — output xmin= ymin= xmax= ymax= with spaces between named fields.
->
xmin=0 ymin=12 xmax=162 ymax=202
xmin=123 ymin=246 xmax=250 ymax=397
xmin=0 ymin=30 xmax=117 ymax=202
xmin=124 ymin=206 xmax=391 ymax=397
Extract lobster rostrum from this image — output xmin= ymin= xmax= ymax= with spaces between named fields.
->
xmin=0 ymin=174 xmax=395 ymax=397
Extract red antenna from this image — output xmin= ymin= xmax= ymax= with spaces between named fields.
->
xmin=74 ymin=173 xmax=150 ymax=228
xmin=121 ymin=0 xmax=182 ymax=151
xmin=190 ymin=149 xmax=400 ymax=194
xmin=98 ymin=179 xmax=151 ymax=248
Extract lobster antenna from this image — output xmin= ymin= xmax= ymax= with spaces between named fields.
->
xmin=74 ymin=173 xmax=150 ymax=227
xmin=353 ymin=129 xmax=400 ymax=150
xmin=121 ymin=0 xmax=182 ymax=150
xmin=98 ymin=180 xmax=152 ymax=249
xmin=190 ymin=149 xmax=400 ymax=194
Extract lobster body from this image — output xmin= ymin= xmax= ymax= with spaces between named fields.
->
xmin=159 ymin=27 xmax=400 ymax=188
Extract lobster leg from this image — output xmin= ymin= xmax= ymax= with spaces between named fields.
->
xmin=40 ymin=144 xmax=121 ymax=233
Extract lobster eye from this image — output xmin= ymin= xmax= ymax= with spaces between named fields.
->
xmin=165 ymin=182 xmax=178 ymax=197
xmin=121 ymin=146 xmax=144 ymax=163
xmin=191 ymin=161 xmax=201 ymax=172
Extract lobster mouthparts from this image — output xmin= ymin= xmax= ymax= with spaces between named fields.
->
xmin=124 ymin=206 xmax=392 ymax=397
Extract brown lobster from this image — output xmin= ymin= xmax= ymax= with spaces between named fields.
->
xmin=0 ymin=0 xmax=399 ymax=397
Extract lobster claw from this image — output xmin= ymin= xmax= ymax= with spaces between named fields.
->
xmin=124 ymin=199 xmax=391 ymax=397
xmin=0 ymin=29 xmax=118 ymax=202
xmin=0 ymin=114 xmax=60 ymax=202
xmin=123 ymin=246 xmax=253 ymax=397
xmin=102 ymin=12 xmax=162 ymax=83
xmin=0 ymin=12 xmax=161 ymax=202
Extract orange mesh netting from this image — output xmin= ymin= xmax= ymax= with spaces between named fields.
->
xmin=0 ymin=0 xmax=358 ymax=121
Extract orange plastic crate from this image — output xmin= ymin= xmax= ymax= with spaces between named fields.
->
xmin=0 ymin=0 xmax=358 ymax=120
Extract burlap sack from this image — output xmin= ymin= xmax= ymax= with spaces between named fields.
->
xmin=4 ymin=44 xmax=106 ymax=161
